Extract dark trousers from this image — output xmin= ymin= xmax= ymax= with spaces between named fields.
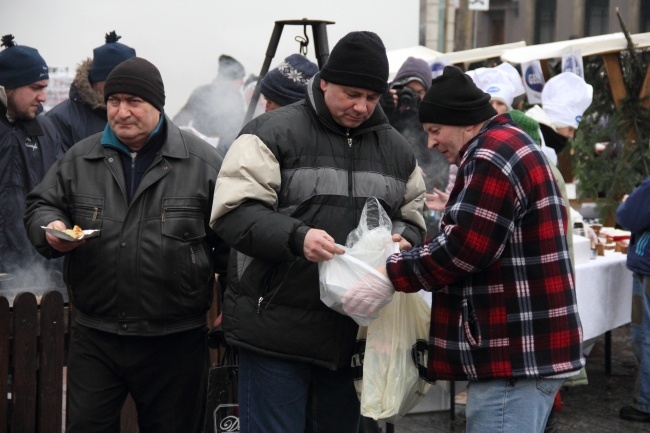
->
xmin=238 ymin=347 xmax=360 ymax=433
xmin=66 ymin=323 xmax=209 ymax=433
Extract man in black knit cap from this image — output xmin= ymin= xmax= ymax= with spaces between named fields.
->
xmin=25 ymin=56 xmax=228 ymax=433
xmin=210 ymin=31 xmax=426 ymax=433
xmin=382 ymin=65 xmax=583 ymax=433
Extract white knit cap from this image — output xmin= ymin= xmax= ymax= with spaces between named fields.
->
xmin=495 ymin=62 xmax=526 ymax=97
xmin=541 ymin=72 xmax=593 ymax=129
xmin=471 ymin=67 xmax=516 ymax=109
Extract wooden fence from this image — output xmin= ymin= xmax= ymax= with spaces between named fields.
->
xmin=0 ymin=290 xmax=139 ymax=433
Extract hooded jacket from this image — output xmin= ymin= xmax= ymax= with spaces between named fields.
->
xmin=24 ymin=117 xmax=228 ymax=335
xmin=210 ymin=74 xmax=426 ymax=370
xmin=0 ymin=101 xmax=62 ymax=282
xmin=46 ymin=59 xmax=108 ymax=154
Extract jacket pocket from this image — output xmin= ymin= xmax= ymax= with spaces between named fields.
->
xmin=236 ymin=256 xmax=295 ymax=314
xmin=69 ymin=194 xmax=104 ymax=231
xmin=461 ymin=297 xmax=482 ymax=348
xmin=161 ymin=197 xmax=209 ymax=295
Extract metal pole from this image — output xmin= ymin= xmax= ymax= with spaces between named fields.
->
xmin=244 ymin=22 xmax=285 ymax=124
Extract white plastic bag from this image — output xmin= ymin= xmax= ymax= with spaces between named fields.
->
xmin=356 ymin=292 xmax=432 ymax=423
xmin=318 ymin=198 xmax=398 ymax=326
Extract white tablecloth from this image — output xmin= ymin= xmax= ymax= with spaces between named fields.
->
xmin=574 ymin=250 xmax=633 ymax=341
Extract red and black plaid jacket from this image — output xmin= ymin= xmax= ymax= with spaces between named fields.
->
xmin=387 ymin=114 xmax=584 ymax=381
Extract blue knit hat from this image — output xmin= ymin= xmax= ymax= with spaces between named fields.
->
xmin=260 ymin=54 xmax=318 ymax=107
xmin=0 ymin=35 xmax=48 ymax=89
xmin=90 ymin=31 xmax=136 ymax=82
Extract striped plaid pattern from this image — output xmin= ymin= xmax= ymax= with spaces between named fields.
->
xmin=387 ymin=114 xmax=584 ymax=381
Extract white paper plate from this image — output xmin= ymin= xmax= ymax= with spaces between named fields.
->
xmin=41 ymin=226 xmax=101 ymax=241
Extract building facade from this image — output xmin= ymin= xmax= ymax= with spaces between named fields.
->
xmin=422 ymin=0 xmax=650 ymax=52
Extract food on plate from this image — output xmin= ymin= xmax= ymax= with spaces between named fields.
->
xmin=63 ymin=225 xmax=85 ymax=239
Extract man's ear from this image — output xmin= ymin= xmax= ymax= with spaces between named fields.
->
xmin=319 ymin=78 xmax=328 ymax=92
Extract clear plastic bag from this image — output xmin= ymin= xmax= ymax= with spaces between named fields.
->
xmin=356 ymin=292 xmax=432 ymax=423
xmin=318 ymin=198 xmax=398 ymax=326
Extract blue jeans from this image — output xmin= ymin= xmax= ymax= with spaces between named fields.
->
xmin=238 ymin=348 xmax=360 ymax=433
xmin=465 ymin=377 xmax=564 ymax=433
xmin=631 ymin=273 xmax=650 ymax=413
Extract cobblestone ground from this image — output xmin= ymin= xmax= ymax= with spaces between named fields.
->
xmin=389 ymin=325 xmax=650 ymax=433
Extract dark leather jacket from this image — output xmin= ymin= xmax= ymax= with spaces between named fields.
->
xmin=25 ymin=116 xmax=228 ymax=335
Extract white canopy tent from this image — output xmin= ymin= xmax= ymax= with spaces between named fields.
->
xmin=386 ymin=45 xmax=444 ymax=80
xmin=444 ymin=41 xmax=526 ymax=66
xmin=501 ymin=32 xmax=650 ymax=64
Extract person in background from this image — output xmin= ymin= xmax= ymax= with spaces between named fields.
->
xmin=24 ymin=57 xmax=228 ymax=433
xmin=0 ymin=34 xmax=64 ymax=291
xmin=46 ymin=31 xmax=136 ymax=154
xmin=468 ymin=66 xmax=516 ymax=114
xmin=616 ymin=177 xmax=650 ymax=423
xmin=210 ymin=31 xmax=426 ymax=433
xmin=495 ymin=61 xmax=526 ymax=110
xmin=259 ymin=53 xmax=318 ymax=112
xmin=382 ymin=56 xmax=449 ymax=196
xmin=526 ymin=71 xmax=593 ymax=167
xmin=383 ymin=65 xmax=584 ymax=433
xmin=174 ymin=54 xmax=246 ymax=157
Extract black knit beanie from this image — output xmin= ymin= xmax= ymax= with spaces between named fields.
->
xmin=418 ymin=65 xmax=497 ymax=125
xmin=320 ymin=31 xmax=389 ymax=94
xmin=104 ymin=57 xmax=165 ymax=112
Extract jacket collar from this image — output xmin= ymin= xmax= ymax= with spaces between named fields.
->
xmin=0 ymin=100 xmax=45 ymax=136
xmin=87 ymin=114 xmax=189 ymax=160
xmin=459 ymin=113 xmax=513 ymax=161
xmin=306 ymin=72 xmax=391 ymax=137
xmin=71 ymin=58 xmax=106 ymax=111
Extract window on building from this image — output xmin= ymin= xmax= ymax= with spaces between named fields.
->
xmin=488 ymin=10 xmax=505 ymax=46
xmin=641 ymin=1 xmax=650 ymax=33
xmin=535 ymin=0 xmax=556 ymax=44
xmin=585 ymin=0 xmax=609 ymax=36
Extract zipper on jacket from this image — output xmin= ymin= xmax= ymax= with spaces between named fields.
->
xmin=256 ymin=262 xmax=295 ymax=314
xmin=130 ymin=152 xmax=137 ymax=200
xmin=162 ymin=206 xmax=203 ymax=223
xmin=74 ymin=203 xmax=101 ymax=221
xmin=346 ymin=129 xmax=355 ymax=227
xmin=190 ymin=246 xmax=197 ymax=289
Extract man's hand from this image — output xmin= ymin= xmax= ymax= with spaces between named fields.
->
xmin=391 ymin=233 xmax=412 ymax=251
xmin=424 ymin=188 xmax=449 ymax=212
xmin=303 ymin=228 xmax=345 ymax=263
xmin=46 ymin=220 xmax=85 ymax=252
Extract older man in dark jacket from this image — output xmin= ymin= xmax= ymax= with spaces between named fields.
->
xmin=25 ymin=57 xmax=228 ymax=433
xmin=0 ymin=34 xmax=64 ymax=292
xmin=210 ymin=31 xmax=426 ymax=433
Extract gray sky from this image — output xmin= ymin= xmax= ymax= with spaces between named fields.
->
xmin=1 ymin=0 xmax=419 ymax=116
